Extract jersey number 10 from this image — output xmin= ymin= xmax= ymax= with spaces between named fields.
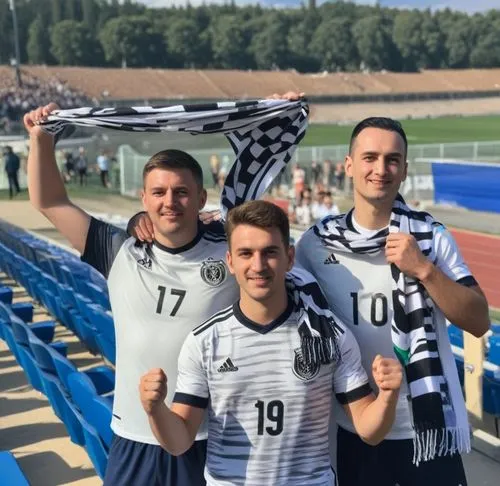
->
xmin=350 ymin=292 xmax=388 ymax=327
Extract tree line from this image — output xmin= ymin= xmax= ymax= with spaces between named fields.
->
xmin=1 ymin=0 xmax=500 ymax=73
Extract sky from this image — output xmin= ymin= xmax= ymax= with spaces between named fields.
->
xmin=136 ymin=0 xmax=499 ymax=13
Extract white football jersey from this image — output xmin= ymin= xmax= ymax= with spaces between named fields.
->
xmin=174 ymin=299 xmax=370 ymax=486
xmin=295 ymin=212 xmax=476 ymax=440
xmin=82 ymin=218 xmax=239 ymax=444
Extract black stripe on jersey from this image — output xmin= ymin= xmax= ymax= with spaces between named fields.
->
xmin=202 ymin=233 xmax=227 ymax=243
xmin=336 ymin=382 xmax=372 ymax=405
xmin=173 ymin=392 xmax=209 ymax=409
xmin=193 ymin=305 xmax=234 ymax=336
xmin=457 ymin=275 xmax=478 ymax=287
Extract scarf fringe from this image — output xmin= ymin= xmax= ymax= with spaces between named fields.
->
xmin=301 ymin=331 xmax=342 ymax=367
xmin=412 ymin=427 xmax=471 ymax=466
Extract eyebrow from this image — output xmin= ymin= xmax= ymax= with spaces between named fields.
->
xmin=149 ymin=185 xmax=189 ymax=191
xmin=361 ymin=151 xmax=404 ymax=158
xmin=235 ymin=245 xmax=281 ymax=252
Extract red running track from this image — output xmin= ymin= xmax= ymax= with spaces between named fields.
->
xmin=450 ymin=229 xmax=500 ymax=309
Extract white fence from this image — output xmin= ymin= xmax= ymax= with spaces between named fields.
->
xmin=119 ymin=140 xmax=500 ymax=199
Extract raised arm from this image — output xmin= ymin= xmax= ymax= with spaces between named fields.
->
xmin=24 ymin=103 xmax=91 ymax=253
xmin=342 ymin=355 xmax=402 ymax=445
xmin=385 ymin=231 xmax=490 ymax=337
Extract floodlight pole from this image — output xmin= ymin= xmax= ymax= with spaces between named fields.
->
xmin=9 ymin=0 xmax=22 ymax=88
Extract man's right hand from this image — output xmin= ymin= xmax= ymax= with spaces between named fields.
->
xmin=23 ymin=103 xmax=59 ymax=138
xmin=140 ymin=368 xmax=168 ymax=415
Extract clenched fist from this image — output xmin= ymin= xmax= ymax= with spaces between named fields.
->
xmin=139 ymin=368 xmax=168 ymax=415
xmin=372 ymin=355 xmax=403 ymax=402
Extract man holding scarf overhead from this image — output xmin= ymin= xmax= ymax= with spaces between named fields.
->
xmin=295 ymin=117 xmax=490 ymax=486
xmin=23 ymin=96 xmax=307 ymax=486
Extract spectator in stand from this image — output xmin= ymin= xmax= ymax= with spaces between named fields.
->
xmin=64 ymin=150 xmax=74 ymax=183
xmin=3 ymin=145 xmax=21 ymax=199
xmin=315 ymin=192 xmax=340 ymax=220
xmin=311 ymin=190 xmax=326 ymax=220
xmin=96 ymin=150 xmax=110 ymax=188
xmin=75 ymin=147 xmax=88 ymax=186
xmin=322 ymin=159 xmax=332 ymax=190
xmin=0 ymin=70 xmax=93 ymax=123
xmin=292 ymin=163 xmax=306 ymax=204
xmin=310 ymin=160 xmax=321 ymax=186
xmin=209 ymin=154 xmax=220 ymax=189
xmin=335 ymin=162 xmax=345 ymax=191
xmin=294 ymin=188 xmax=313 ymax=227
xmin=218 ymin=155 xmax=230 ymax=189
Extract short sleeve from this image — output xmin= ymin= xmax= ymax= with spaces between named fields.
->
xmin=333 ymin=325 xmax=372 ymax=405
xmin=81 ymin=217 xmax=128 ymax=278
xmin=173 ymin=333 xmax=209 ymax=409
xmin=433 ymin=225 xmax=477 ymax=287
xmin=294 ymin=229 xmax=314 ymax=273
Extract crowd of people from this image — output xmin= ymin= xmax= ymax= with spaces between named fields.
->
xmin=54 ymin=147 xmax=116 ymax=188
xmin=20 ymin=93 xmax=490 ymax=486
xmin=0 ymin=70 xmax=92 ymax=133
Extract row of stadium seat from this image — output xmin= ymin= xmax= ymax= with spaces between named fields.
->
xmin=448 ymin=323 xmax=500 ymax=366
xmin=0 ymin=221 xmax=115 ymax=365
xmin=0 ymin=292 xmax=114 ymax=479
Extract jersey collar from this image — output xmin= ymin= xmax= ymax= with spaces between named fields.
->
xmin=233 ymin=297 xmax=293 ymax=335
xmin=153 ymin=225 xmax=203 ymax=254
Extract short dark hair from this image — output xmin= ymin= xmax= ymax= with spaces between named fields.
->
xmin=225 ymin=200 xmax=290 ymax=249
xmin=143 ymin=149 xmax=204 ymax=187
xmin=349 ymin=117 xmax=408 ymax=155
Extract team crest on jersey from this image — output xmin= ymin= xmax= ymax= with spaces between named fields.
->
xmin=200 ymin=258 xmax=227 ymax=287
xmin=293 ymin=347 xmax=320 ymax=381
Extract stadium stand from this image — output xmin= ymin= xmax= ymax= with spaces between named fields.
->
xmin=0 ymin=219 xmax=118 ymax=478
xmin=1 ymin=65 xmax=500 ymax=105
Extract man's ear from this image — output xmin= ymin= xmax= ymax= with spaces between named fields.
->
xmin=344 ymin=155 xmax=353 ymax=178
xmin=199 ymin=188 xmax=208 ymax=210
xmin=226 ymin=250 xmax=235 ymax=275
xmin=287 ymin=245 xmax=295 ymax=272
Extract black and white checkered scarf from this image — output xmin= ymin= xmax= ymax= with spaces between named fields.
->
xmin=41 ymin=98 xmax=342 ymax=367
xmin=314 ymin=194 xmax=470 ymax=464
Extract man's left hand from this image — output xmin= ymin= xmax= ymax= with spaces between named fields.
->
xmin=385 ymin=233 xmax=433 ymax=281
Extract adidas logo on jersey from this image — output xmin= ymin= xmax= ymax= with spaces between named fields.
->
xmin=323 ymin=253 xmax=338 ymax=265
xmin=217 ymin=357 xmax=239 ymax=373
xmin=137 ymin=257 xmax=152 ymax=270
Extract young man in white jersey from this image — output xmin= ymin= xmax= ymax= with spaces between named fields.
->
xmin=24 ymin=103 xmax=242 ymax=485
xmin=295 ymin=117 xmax=490 ymax=486
xmin=139 ymin=200 xmax=404 ymax=486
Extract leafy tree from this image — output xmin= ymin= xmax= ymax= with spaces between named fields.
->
xmin=352 ymin=15 xmax=400 ymax=71
xmin=27 ymin=15 xmax=52 ymax=64
xmin=309 ymin=17 xmax=358 ymax=72
xmin=470 ymin=21 xmax=500 ymax=68
xmin=50 ymin=20 xmax=102 ymax=65
xmin=99 ymin=15 xmax=167 ymax=68
xmin=210 ymin=15 xmax=251 ymax=69
xmin=249 ymin=13 xmax=289 ymax=70
xmin=166 ymin=17 xmax=209 ymax=68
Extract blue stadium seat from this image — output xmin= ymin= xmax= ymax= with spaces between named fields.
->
xmin=0 ymin=286 xmax=13 ymax=305
xmin=483 ymin=375 xmax=500 ymax=437
xmin=447 ymin=325 xmax=463 ymax=348
xmin=489 ymin=336 xmax=500 ymax=366
xmin=0 ymin=451 xmax=30 ymax=486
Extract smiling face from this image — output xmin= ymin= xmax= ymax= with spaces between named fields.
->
xmin=345 ymin=127 xmax=408 ymax=208
xmin=141 ymin=168 xmax=207 ymax=247
xmin=226 ymin=224 xmax=294 ymax=306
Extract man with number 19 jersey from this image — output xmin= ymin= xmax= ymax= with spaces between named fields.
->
xmin=82 ymin=218 xmax=239 ymax=445
xmin=174 ymin=299 xmax=368 ymax=486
